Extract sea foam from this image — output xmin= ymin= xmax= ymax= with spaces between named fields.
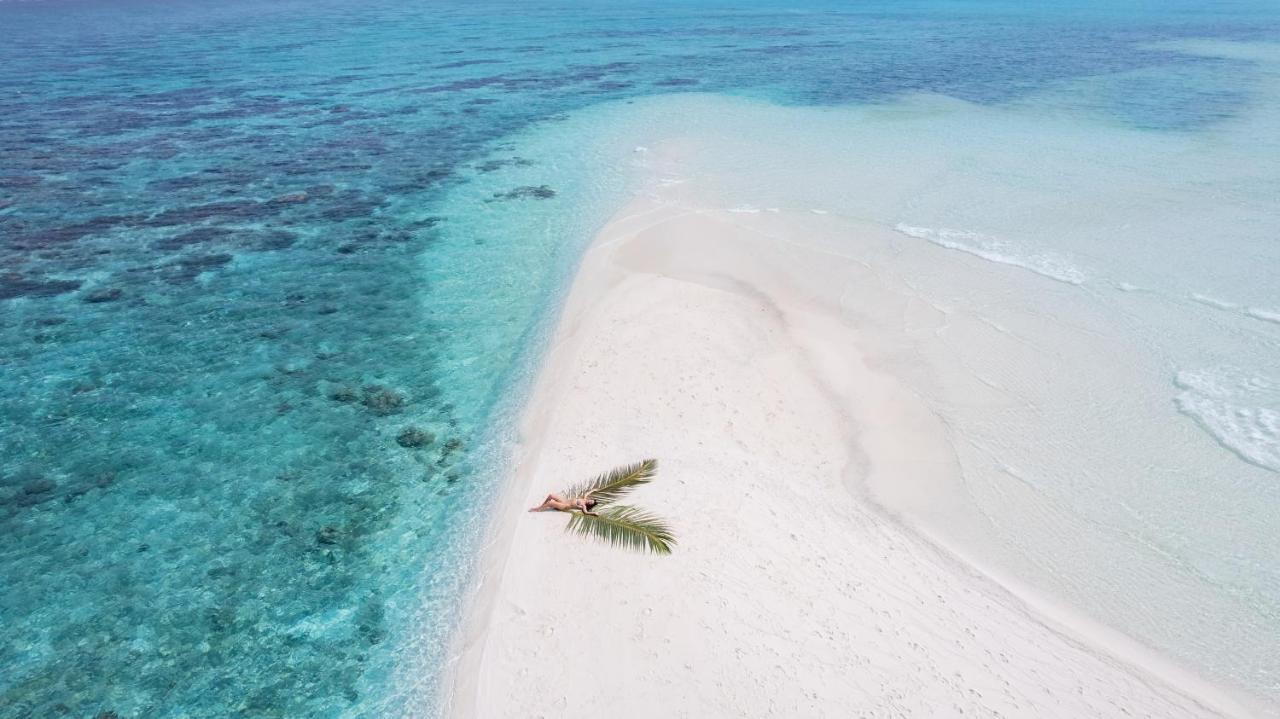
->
xmin=1246 ymin=307 xmax=1280 ymax=325
xmin=1191 ymin=293 xmax=1240 ymax=310
xmin=894 ymin=224 xmax=1087 ymax=285
xmin=1190 ymin=295 xmax=1280 ymax=326
xmin=1175 ymin=368 xmax=1280 ymax=473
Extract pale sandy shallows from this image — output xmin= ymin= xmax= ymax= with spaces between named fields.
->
xmin=442 ymin=197 xmax=1245 ymax=718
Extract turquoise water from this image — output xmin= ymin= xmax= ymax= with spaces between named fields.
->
xmin=1 ymin=1 xmax=1278 ymax=716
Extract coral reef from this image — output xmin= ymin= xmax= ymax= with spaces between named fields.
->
xmin=396 ymin=427 xmax=435 ymax=448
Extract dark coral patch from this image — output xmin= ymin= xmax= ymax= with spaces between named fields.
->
xmin=154 ymin=227 xmax=233 ymax=251
xmin=146 ymin=175 xmax=206 ymax=192
xmin=361 ymin=385 xmax=406 ymax=415
xmin=82 ymin=287 xmax=123 ymax=303
xmin=0 ymin=174 xmax=43 ymax=189
xmin=474 ymin=157 xmax=534 ymax=173
xmin=329 ymin=386 xmax=359 ymax=403
xmin=396 ymin=427 xmax=434 ymax=449
xmin=310 ymin=190 xmax=385 ymax=221
xmin=488 ymin=185 xmax=555 ymax=201
xmin=249 ymin=230 xmax=297 ymax=252
xmin=407 ymin=217 xmax=442 ymax=230
xmin=268 ymin=191 xmax=309 ymax=204
xmin=11 ymin=214 xmax=145 ymax=248
xmin=165 ymin=253 xmax=233 ymax=283
xmin=0 ymin=274 xmax=82 ymax=300
xmin=146 ymin=200 xmax=267 ymax=227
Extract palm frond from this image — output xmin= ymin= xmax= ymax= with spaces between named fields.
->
xmin=565 ymin=504 xmax=675 ymax=555
xmin=560 ymin=458 xmax=657 ymax=507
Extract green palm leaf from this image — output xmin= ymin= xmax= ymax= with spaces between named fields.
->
xmin=560 ymin=458 xmax=657 ymax=507
xmin=565 ymin=504 xmax=676 ymax=555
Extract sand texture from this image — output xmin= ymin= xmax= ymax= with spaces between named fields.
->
xmin=444 ymin=196 xmax=1247 ymax=718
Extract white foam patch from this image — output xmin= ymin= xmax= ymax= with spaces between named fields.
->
xmin=729 ymin=205 xmax=760 ymax=213
xmin=1189 ymin=297 xmax=1280 ymax=326
xmin=1190 ymin=293 xmax=1239 ymax=310
xmin=1246 ymin=307 xmax=1280 ymax=325
xmin=894 ymin=224 xmax=1087 ymax=285
xmin=1175 ymin=368 xmax=1280 ymax=473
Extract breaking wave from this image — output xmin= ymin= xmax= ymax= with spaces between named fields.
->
xmin=1175 ymin=367 xmax=1280 ymax=473
xmin=894 ymin=224 xmax=1087 ymax=285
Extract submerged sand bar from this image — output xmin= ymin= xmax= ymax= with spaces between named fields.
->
xmin=443 ymin=188 xmax=1255 ymax=717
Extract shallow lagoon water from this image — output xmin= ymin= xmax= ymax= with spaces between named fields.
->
xmin=1 ymin=0 xmax=1278 ymax=716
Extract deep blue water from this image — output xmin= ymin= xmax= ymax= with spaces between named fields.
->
xmin=1 ymin=1 xmax=1278 ymax=716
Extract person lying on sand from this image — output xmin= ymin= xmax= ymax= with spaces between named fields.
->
xmin=529 ymin=489 xmax=599 ymax=516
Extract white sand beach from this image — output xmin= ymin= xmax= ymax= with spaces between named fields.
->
xmin=442 ymin=185 xmax=1257 ymax=718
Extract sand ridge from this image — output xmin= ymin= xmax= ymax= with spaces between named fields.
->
xmin=441 ymin=195 xmax=1247 ymax=718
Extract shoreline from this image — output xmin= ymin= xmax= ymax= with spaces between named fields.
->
xmin=441 ymin=189 xmax=1259 ymax=717
xmin=439 ymin=198 xmax=672 ymax=717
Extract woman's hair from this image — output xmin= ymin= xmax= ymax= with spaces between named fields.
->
xmin=585 ymin=498 xmax=597 ymax=508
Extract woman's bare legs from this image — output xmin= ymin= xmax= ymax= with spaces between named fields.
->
xmin=529 ymin=494 xmax=565 ymax=512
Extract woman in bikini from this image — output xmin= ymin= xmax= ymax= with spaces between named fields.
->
xmin=528 ymin=488 xmax=600 ymax=516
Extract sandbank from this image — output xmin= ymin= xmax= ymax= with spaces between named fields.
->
xmin=441 ymin=187 xmax=1253 ymax=718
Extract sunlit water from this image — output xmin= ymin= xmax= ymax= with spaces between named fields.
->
xmin=1 ymin=1 xmax=1278 ymax=716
